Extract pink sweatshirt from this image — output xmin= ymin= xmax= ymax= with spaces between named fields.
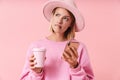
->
xmin=20 ymin=38 xmax=94 ymax=80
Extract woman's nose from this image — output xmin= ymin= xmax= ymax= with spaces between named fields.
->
xmin=57 ymin=17 xmax=63 ymax=24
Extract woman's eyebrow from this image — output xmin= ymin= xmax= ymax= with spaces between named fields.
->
xmin=64 ymin=16 xmax=71 ymax=17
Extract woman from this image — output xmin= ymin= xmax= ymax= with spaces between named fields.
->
xmin=20 ymin=0 xmax=94 ymax=80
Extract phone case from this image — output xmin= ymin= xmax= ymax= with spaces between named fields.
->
xmin=65 ymin=41 xmax=80 ymax=50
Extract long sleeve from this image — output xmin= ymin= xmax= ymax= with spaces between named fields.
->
xmin=69 ymin=43 xmax=94 ymax=80
xmin=19 ymin=42 xmax=44 ymax=80
xmin=20 ymin=39 xmax=94 ymax=80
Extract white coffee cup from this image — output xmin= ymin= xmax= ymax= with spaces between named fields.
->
xmin=32 ymin=47 xmax=46 ymax=67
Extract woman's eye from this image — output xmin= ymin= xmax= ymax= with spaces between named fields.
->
xmin=63 ymin=17 xmax=69 ymax=21
xmin=55 ymin=13 xmax=60 ymax=17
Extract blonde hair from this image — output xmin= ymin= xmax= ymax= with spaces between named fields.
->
xmin=50 ymin=7 xmax=75 ymax=40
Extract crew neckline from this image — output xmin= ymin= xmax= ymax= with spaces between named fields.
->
xmin=44 ymin=37 xmax=69 ymax=44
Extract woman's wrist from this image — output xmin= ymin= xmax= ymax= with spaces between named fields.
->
xmin=70 ymin=62 xmax=79 ymax=69
xmin=36 ymin=68 xmax=43 ymax=73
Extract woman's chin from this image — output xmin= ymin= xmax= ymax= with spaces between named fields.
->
xmin=53 ymin=30 xmax=63 ymax=34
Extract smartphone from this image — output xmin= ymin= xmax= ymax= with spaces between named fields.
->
xmin=65 ymin=41 xmax=80 ymax=50
xmin=68 ymin=41 xmax=79 ymax=49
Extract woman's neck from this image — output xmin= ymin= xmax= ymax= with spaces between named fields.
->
xmin=47 ymin=33 xmax=67 ymax=42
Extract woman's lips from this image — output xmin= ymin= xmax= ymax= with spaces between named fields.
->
xmin=55 ymin=24 xmax=62 ymax=29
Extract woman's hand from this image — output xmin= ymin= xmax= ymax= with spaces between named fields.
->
xmin=62 ymin=46 xmax=79 ymax=68
xmin=29 ymin=55 xmax=43 ymax=73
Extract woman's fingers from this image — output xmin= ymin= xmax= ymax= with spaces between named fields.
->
xmin=29 ymin=54 xmax=36 ymax=68
xmin=29 ymin=58 xmax=35 ymax=62
xmin=29 ymin=54 xmax=43 ymax=73
xmin=62 ymin=46 xmax=79 ymax=65
xmin=62 ymin=52 xmax=77 ymax=67
xmin=31 ymin=67 xmax=43 ymax=73
xmin=29 ymin=54 xmax=36 ymax=62
xmin=30 ymin=62 xmax=34 ymax=66
xmin=64 ymin=47 xmax=78 ymax=59
xmin=64 ymin=50 xmax=71 ymax=57
xmin=63 ymin=49 xmax=71 ymax=60
xmin=30 ymin=61 xmax=37 ymax=66
xmin=30 ymin=65 xmax=35 ymax=70
xmin=70 ymin=47 xmax=78 ymax=58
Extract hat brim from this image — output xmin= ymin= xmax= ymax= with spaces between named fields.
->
xmin=43 ymin=0 xmax=85 ymax=32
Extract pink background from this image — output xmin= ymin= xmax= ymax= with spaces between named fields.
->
xmin=0 ymin=0 xmax=120 ymax=80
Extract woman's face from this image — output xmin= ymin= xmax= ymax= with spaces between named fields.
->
xmin=50 ymin=7 xmax=73 ymax=34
